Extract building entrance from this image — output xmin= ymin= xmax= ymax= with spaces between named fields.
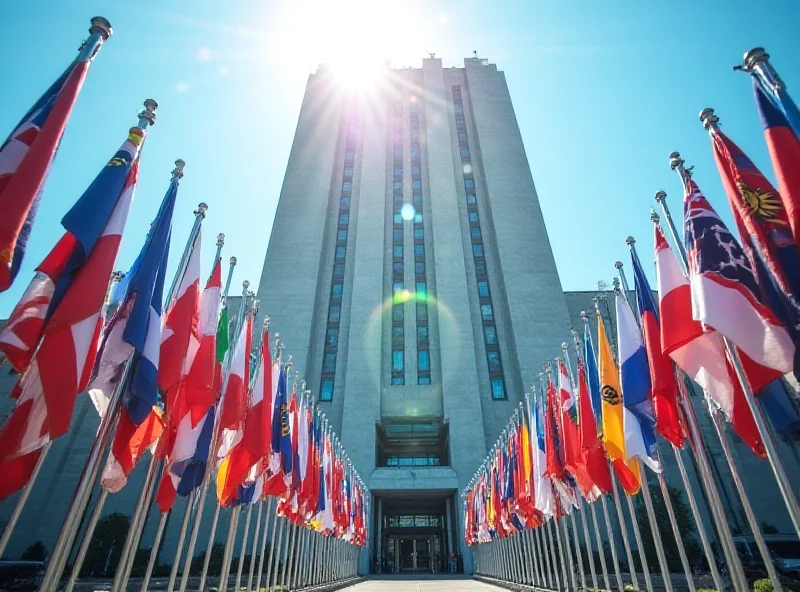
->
xmin=391 ymin=535 xmax=435 ymax=572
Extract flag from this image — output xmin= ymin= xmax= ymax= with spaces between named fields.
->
xmin=0 ymin=128 xmax=145 ymax=499
xmin=630 ymin=248 xmax=684 ymax=447
xmin=529 ymin=393 xmax=554 ymax=517
xmin=214 ymin=302 xmax=230 ymax=396
xmin=217 ymin=313 xmax=253 ymax=460
xmin=183 ymin=257 xmax=222 ymax=425
xmin=753 ymin=81 xmax=800 ymax=252
xmin=272 ymin=365 xmax=293 ymax=476
xmin=615 ymin=292 xmax=660 ymax=472
xmin=577 ymin=359 xmax=611 ymax=493
xmin=583 ymin=321 xmax=603 ymax=427
xmin=709 ymin=123 xmax=800 ymax=380
xmin=597 ymin=311 xmax=640 ymax=494
xmin=556 ymin=360 xmax=596 ymax=498
xmin=684 ymin=180 xmax=793 ymax=388
xmin=0 ymin=49 xmax=96 ymax=292
xmin=656 ymin=224 xmax=765 ymax=456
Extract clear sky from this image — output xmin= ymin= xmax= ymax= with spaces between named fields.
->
xmin=1 ymin=0 xmax=799 ymax=318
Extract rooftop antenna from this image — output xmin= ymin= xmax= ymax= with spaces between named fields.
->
xmin=427 ymin=52 xmax=436 ymax=59
xmin=473 ymin=50 xmax=478 ymax=58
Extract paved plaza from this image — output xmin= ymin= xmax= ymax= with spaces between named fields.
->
xmin=344 ymin=576 xmax=500 ymax=592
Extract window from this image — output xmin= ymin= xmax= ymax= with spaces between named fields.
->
xmin=481 ymin=304 xmax=493 ymax=320
xmin=418 ymin=351 xmax=430 ymax=372
xmin=474 ymin=261 xmax=486 ymax=277
xmin=340 ymin=196 xmax=350 ymax=208
xmin=413 ymin=194 xmax=422 ymax=207
xmin=458 ymin=131 xmax=468 ymax=140
xmin=416 ymin=282 xmax=426 ymax=296
xmin=320 ymin=379 xmax=334 ymax=401
xmin=466 ymin=193 xmax=477 ymax=204
xmin=393 ymin=245 xmax=404 ymax=258
xmin=487 ymin=351 xmax=501 ymax=372
xmin=455 ymin=103 xmax=464 ymax=113
xmin=478 ymin=281 xmax=490 ymax=297
xmin=392 ymin=350 xmax=404 ymax=372
xmin=337 ymin=229 xmax=348 ymax=242
xmin=417 ymin=303 xmax=428 ymax=321
xmin=392 ymin=327 xmax=404 ymax=347
xmin=417 ymin=326 xmax=429 ymax=345
xmin=468 ymin=212 xmax=479 ymax=223
xmin=418 ymin=376 xmax=431 ymax=385
xmin=412 ymin=165 xmax=421 ymax=176
xmin=339 ymin=213 xmax=349 ymax=225
xmin=484 ymin=325 xmax=497 ymax=345
xmin=342 ymin=181 xmax=352 ymax=192
xmin=394 ymin=166 xmax=403 ymax=176
xmin=323 ymin=353 xmax=337 ymax=373
xmin=331 ymin=283 xmax=343 ymax=299
xmin=393 ymin=213 xmax=403 ymax=225
xmin=464 ymin=179 xmax=475 ymax=189
xmin=410 ymin=145 xmax=420 ymax=158
xmin=473 ymin=244 xmax=484 ymax=256
xmin=491 ymin=378 xmax=506 ymax=400
xmin=414 ymin=213 xmax=423 ymax=224
xmin=344 ymin=166 xmax=353 ymax=178
xmin=415 ymin=262 xmax=425 ymax=275
xmin=393 ymin=194 xmax=403 ymax=208
xmin=412 ymin=180 xmax=421 ymax=190
xmin=460 ymin=146 xmax=470 ymax=158
xmin=329 ymin=305 xmax=341 ymax=323
xmin=414 ymin=244 xmax=425 ymax=257
xmin=334 ymin=263 xmax=344 ymax=278
xmin=345 ymin=150 xmax=355 ymax=162
xmin=393 ymin=281 xmax=404 ymax=293
xmin=326 ymin=328 xmax=339 ymax=347
xmin=394 ymin=147 xmax=403 ymax=160
xmin=393 ymin=181 xmax=403 ymax=190
xmin=471 ymin=227 xmax=482 ymax=241
xmin=393 ymin=229 xmax=403 ymax=242
xmin=335 ymin=246 xmax=346 ymax=259
xmin=392 ymin=304 xmax=404 ymax=322
xmin=391 ymin=376 xmax=405 ymax=386
xmin=414 ymin=228 xmax=424 ymax=240
xmin=393 ymin=262 xmax=404 ymax=276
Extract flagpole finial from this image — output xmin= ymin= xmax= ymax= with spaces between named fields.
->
xmin=264 ymin=315 xmax=269 ymax=329
xmin=668 ymin=152 xmax=684 ymax=171
xmin=242 ymin=280 xmax=250 ymax=291
xmin=612 ymin=277 xmax=621 ymax=290
xmin=229 ymin=256 xmax=237 ymax=267
xmin=138 ymin=99 xmax=158 ymax=126
xmin=650 ymin=209 xmax=660 ymax=224
xmin=700 ymin=108 xmax=720 ymax=131
xmin=741 ymin=47 xmax=769 ymax=72
xmin=655 ymin=190 xmax=667 ymax=204
xmin=561 ymin=342 xmax=568 ymax=351
xmin=625 ymin=236 xmax=635 ymax=246
xmin=580 ymin=310 xmax=588 ymax=321
xmin=195 ymin=202 xmax=208 ymax=217
xmin=89 ymin=17 xmax=113 ymax=40
xmin=216 ymin=233 xmax=225 ymax=247
xmin=172 ymin=159 xmax=186 ymax=179
xmin=614 ymin=261 xmax=623 ymax=270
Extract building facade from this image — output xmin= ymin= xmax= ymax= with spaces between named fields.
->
xmin=253 ymin=56 xmax=573 ymax=575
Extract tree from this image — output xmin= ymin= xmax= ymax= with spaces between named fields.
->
xmin=80 ymin=512 xmax=130 ymax=577
xmin=21 ymin=541 xmax=46 ymax=561
xmin=633 ymin=482 xmax=702 ymax=573
xmin=191 ymin=542 xmax=225 ymax=575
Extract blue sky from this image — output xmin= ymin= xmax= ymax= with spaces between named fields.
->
xmin=1 ymin=0 xmax=799 ymax=318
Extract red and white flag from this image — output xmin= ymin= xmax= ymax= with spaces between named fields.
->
xmin=217 ymin=313 xmax=252 ymax=460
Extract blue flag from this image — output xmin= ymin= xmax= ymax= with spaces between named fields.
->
xmin=583 ymin=321 xmax=603 ymax=428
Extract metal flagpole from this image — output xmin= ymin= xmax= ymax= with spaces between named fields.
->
xmin=219 ymin=504 xmax=241 ymax=590
xmin=664 ymin=153 xmax=774 ymax=590
xmin=245 ymin=498 xmax=263 ymax=592
xmin=269 ymin=516 xmax=287 ymax=590
xmin=600 ymin=495 xmax=625 ymax=592
xmin=255 ymin=499 xmax=276 ymax=591
xmin=569 ymin=511 xmax=587 ymax=590
xmin=638 ymin=463 xmax=675 ymax=592
xmin=111 ymin=193 xmax=205 ymax=592
xmin=559 ymin=515 xmax=577 ymax=591
xmin=197 ymin=503 xmax=221 ymax=591
xmin=166 ymin=492 xmax=195 ymax=592
xmin=610 ymin=471 xmax=641 ymax=591
xmin=700 ymin=108 xmax=800 ymax=539
xmin=544 ymin=519 xmax=561 ymax=590
xmin=0 ymin=19 xmax=116 ymax=561
xmin=578 ymin=503 xmax=598 ymax=591
xmin=590 ymin=501 xmax=612 ymax=591
xmin=36 ymin=100 xmax=157 ymax=592
xmin=293 ymin=525 xmax=308 ymax=589
xmin=140 ymin=512 xmax=169 ymax=592
xmin=64 ymin=489 xmax=109 ymax=592
xmin=234 ymin=503 xmax=253 ymax=592
xmin=624 ymin=487 xmax=654 ymax=592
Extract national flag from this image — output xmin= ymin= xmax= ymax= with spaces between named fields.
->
xmin=577 ymin=359 xmax=611 ymax=493
xmin=630 ymin=247 xmax=684 ymax=447
xmin=684 ymin=180 xmax=793 ymax=389
xmin=272 ymin=365 xmax=293 ymax=476
xmin=708 ymin=123 xmax=800 ymax=380
xmin=529 ymin=392 xmax=554 ymax=517
xmin=183 ymin=257 xmax=222 ymax=425
xmin=597 ymin=311 xmax=641 ymax=495
xmin=753 ymin=81 xmax=800 ymax=252
xmin=217 ymin=313 xmax=253 ymax=460
xmin=214 ymin=302 xmax=229 ymax=396
xmin=0 ymin=128 xmax=145 ymax=499
xmin=656 ymin=224 xmax=764 ymax=456
xmin=0 ymin=46 xmax=99 ymax=292
xmin=101 ymin=407 xmax=164 ymax=493
xmin=615 ymin=292 xmax=661 ymax=473
xmin=556 ymin=360 xmax=596 ymax=499
xmin=583 ymin=321 xmax=603 ymax=427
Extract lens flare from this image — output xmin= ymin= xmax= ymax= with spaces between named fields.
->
xmin=400 ymin=203 xmax=416 ymax=221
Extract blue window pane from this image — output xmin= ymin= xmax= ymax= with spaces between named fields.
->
xmin=393 ymin=181 xmax=403 ymax=190
xmin=481 ymin=304 xmax=493 ymax=320
xmin=334 ymin=263 xmax=344 ymax=278
xmin=340 ymin=196 xmax=350 ymax=208
xmin=468 ymin=212 xmax=479 ymax=222
xmin=339 ymin=213 xmax=349 ymax=225
xmin=454 ymin=103 xmax=463 ymax=113
xmin=323 ymin=353 xmax=336 ymax=373
xmin=342 ymin=181 xmax=352 ymax=192
xmin=478 ymin=281 xmax=490 ymax=297
xmin=331 ymin=283 xmax=343 ymax=299
xmin=471 ymin=227 xmax=482 ymax=241
xmin=417 ymin=326 xmax=428 ymax=345
xmin=337 ymin=229 xmax=347 ymax=242
xmin=392 ymin=305 xmax=404 ymax=322
xmin=418 ymin=350 xmax=430 ymax=372
xmin=412 ymin=180 xmax=421 ymax=190
xmin=393 ymin=213 xmax=403 ymax=224
xmin=415 ymin=262 xmax=425 ymax=275
xmin=464 ymin=179 xmax=475 ymax=189
xmin=413 ymin=194 xmax=422 ymax=207
xmin=392 ymin=350 xmax=404 ymax=372
xmin=416 ymin=282 xmax=426 ymax=295
xmin=326 ymin=328 xmax=339 ymax=347
xmin=460 ymin=147 xmax=470 ymax=158
xmin=344 ymin=166 xmax=353 ymax=177
xmin=484 ymin=325 xmax=497 ymax=345
xmin=393 ymin=245 xmax=404 ymax=258
xmin=473 ymin=244 xmax=484 ymax=256
xmin=410 ymin=145 xmax=420 ymax=158
xmin=466 ymin=193 xmax=477 ymax=204
xmin=417 ymin=304 xmax=428 ymax=321
xmin=335 ymin=246 xmax=346 ymax=259
xmin=418 ymin=376 xmax=431 ymax=385
xmin=393 ymin=262 xmax=404 ymax=275
xmin=391 ymin=376 xmax=405 ymax=385
xmin=394 ymin=166 xmax=403 ymax=176
xmin=329 ymin=306 xmax=341 ymax=323
xmin=345 ymin=150 xmax=355 ymax=162
xmin=415 ymin=244 xmax=424 ymax=257
xmin=393 ymin=229 xmax=403 ymax=242
xmin=393 ymin=281 xmax=404 ymax=293
xmin=320 ymin=379 xmax=334 ymax=401
xmin=491 ymin=378 xmax=505 ymax=400
xmin=487 ymin=351 xmax=501 ymax=372
xmin=414 ymin=213 xmax=423 ymax=224
xmin=414 ymin=228 xmax=424 ymax=240
xmin=412 ymin=165 xmax=421 ymax=176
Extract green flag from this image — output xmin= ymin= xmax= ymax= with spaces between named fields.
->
xmin=216 ymin=304 xmax=229 ymax=363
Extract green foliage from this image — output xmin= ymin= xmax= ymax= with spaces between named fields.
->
xmin=633 ymin=483 xmax=703 ymax=573
xmin=191 ymin=542 xmax=225 ymax=575
xmin=129 ymin=547 xmax=153 ymax=577
xmin=753 ymin=579 xmax=774 ymax=592
xmin=697 ymin=589 xmax=718 ymax=592
xmin=80 ymin=512 xmax=130 ymax=577
xmin=21 ymin=541 xmax=46 ymax=561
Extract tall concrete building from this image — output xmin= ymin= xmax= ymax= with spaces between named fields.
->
xmin=254 ymin=56 xmax=573 ymax=574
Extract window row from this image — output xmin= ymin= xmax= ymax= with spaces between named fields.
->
xmin=391 ymin=349 xmax=431 ymax=372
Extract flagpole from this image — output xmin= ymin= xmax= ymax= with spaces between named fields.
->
xmin=234 ymin=503 xmax=254 ymax=591
xmin=36 ymin=100 xmax=158 ymax=592
xmin=139 ymin=511 xmax=169 ymax=592
xmin=245 ymin=498 xmax=263 ymax=592
xmin=611 ymin=470 xmax=644 ymax=591
xmin=63 ymin=489 xmax=109 ymax=592
xmin=110 ymin=190 xmax=205 ymax=592
xmin=737 ymin=48 xmax=800 ymax=135
xmin=699 ymin=108 xmax=800 ymax=539
xmin=178 ymin=256 xmax=237 ymax=592
xmin=166 ymin=492 xmax=195 ymax=592
xmin=666 ymin=151 xmax=790 ymax=588
xmin=254 ymin=498 xmax=274 ymax=591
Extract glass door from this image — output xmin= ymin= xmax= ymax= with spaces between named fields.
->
xmin=399 ymin=538 xmax=415 ymax=571
xmin=415 ymin=538 xmax=430 ymax=571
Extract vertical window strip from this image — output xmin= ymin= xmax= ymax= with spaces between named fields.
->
xmin=390 ymin=96 xmax=405 ymax=386
xmin=411 ymin=94 xmax=431 ymax=386
xmin=451 ymin=85 xmax=506 ymax=400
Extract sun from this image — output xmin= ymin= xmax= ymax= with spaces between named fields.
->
xmin=330 ymin=58 xmax=386 ymax=91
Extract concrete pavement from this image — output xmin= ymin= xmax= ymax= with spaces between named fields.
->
xmin=343 ymin=576 xmax=500 ymax=591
